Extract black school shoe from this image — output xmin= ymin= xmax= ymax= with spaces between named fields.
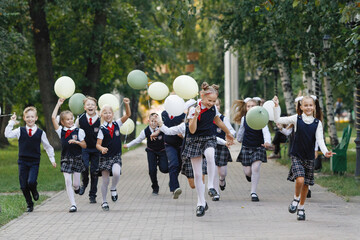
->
xmin=110 ymin=189 xmax=118 ymax=202
xmin=288 ymin=199 xmax=300 ymax=214
xmin=245 ymin=175 xmax=251 ymax=182
xmin=74 ymin=188 xmax=80 ymax=195
xmin=297 ymin=209 xmax=305 ymax=221
xmin=26 ymin=205 xmax=34 ymax=212
xmin=69 ymin=205 xmax=77 ymax=213
xmin=307 ymin=189 xmax=311 ymax=198
xmin=251 ymin=193 xmax=259 ymax=202
xmin=32 ymin=190 xmax=39 ymax=201
xmin=208 ymin=188 xmax=217 ymax=197
xmin=79 ymin=185 xmax=86 ymax=196
xmin=196 ymin=202 xmax=208 ymax=217
xmin=219 ymin=179 xmax=226 ymax=191
xmin=89 ymin=196 xmax=97 ymax=204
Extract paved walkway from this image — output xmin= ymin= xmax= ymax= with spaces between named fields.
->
xmin=1 ymin=143 xmax=359 ymax=240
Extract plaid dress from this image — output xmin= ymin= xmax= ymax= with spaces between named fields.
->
xmin=61 ymin=154 xmax=85 ymax=173
xmin=287 ymin=155 xmax=315 ymax=186
xmin=98 ymin=153 xmax=122 ymax=173
xmin=236 ymin=146 xmax=267 ymax=166
xmin=215 ymin=144 xmax=233 ymax=167
xmin=181 ymin=156 xmax=207 ymax=179
xmin=182 ymin=135 xmax=217 ymax=159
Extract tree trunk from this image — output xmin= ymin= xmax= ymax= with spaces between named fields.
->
xmin=83 ymin=3 xmax=108 ymax=97
xmin=0 ymin=103 xmax=11 ymax=148
xmin=273 ymin=41 xmax=296 ymax=115
xmin=323 ymin=75 xmax=339 ymax=147
xmin=28 ymin=0 xmax=60 ymax=149
xmin=302 ymin=71 xmax=313 ymax=95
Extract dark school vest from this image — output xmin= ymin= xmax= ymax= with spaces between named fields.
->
xmin=290 ymin=115 xmax=319 ymax=160
xmin=18 ymin=127 xmax=42 ymax=162
xmin=242 ymin=117 xmax=264 ymax=147
xmin=188 ymin=105 xmax=216 ymax=137
xmin=212 ymin=115 xmax=226 ymax=140
xmin=144 ymin=126 xmax=165 ymax=152
xmin=78 ymin=113 xmax=100 ymax=149
xmin=161 ymin=111 xmax=185 ymax=147
xmin=100 ymin=122 xmax=122 ymax=158
xmin=61 ymin=128 xmax=82 ymax=157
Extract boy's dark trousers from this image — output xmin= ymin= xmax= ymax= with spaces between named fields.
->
xmin=165 ymin=145 xmax=182 ymax=192
xmin=146 ymin=149 xmax=169 ymax=192
xmin=81 ymin=148 xmax=99 ymax=198
xmin=18 ymin=160 xmax=40 ymax=207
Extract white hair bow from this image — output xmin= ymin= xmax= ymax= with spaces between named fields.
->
xmin=295 ymin=95 xmax=317 ymax=103
xmin=244 ymin=97 xmax=262 ymax=103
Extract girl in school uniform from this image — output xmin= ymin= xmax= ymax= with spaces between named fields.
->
xmin=212 ymin=98 xmax=236 ymax=200
xmin=273 ymin=95 xmax=335 ymax=220
xmin=232 ymin=97 xmax=272 ymax=202
xmin=96 ymin=98 xmax=131 ymax=211
xmin=52 ymin=99 xmax=87 ymax=213
xmin=182 ymin=82 xmax=234 ymax=217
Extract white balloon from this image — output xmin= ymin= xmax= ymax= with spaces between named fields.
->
xmin=54 ymin=76 xmax=75 ymax=99
xmin=148 ymin=82 xmax=169 ymax=100
xmin=120 ymin=118 xmax=135 ymax=135
xmin=98 ymin=94 xmax=120 ymax=111
xmin=262 ymin=100 xmax=281 ymax=121
xmin=173 ymin=75 xmax=198 ymax=99
xmin=164 ymin=95 xmax=185 ymax=117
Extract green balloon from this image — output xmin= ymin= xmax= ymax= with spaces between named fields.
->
xmin=245 ymin=106 xmax=269 ymax=130
xmin=69 ymin=93 xmax=86 ymax=115
xmin=127 ymin=70 xmax=148 ymax=89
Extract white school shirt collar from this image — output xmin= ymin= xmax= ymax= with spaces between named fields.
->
xmin=26 ymin=125 xmax=37 ymax=133
xmin=86 ymin=113 xmax=98 ymax=122
xmin=62 ymin=126 xmax=76 ymax=131
xmin=102 ymin=121 xmax=113 ymax=128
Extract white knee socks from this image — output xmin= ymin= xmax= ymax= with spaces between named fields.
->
xmin=204 ymin=148 xmax=215 ymax=190
xmin=191 ymin=157 xmax=205 ymax=207
xmin=63 ymin=172 xmax=76 ymax=206
xmin=251 ymin=161 xmax=262 ymax=194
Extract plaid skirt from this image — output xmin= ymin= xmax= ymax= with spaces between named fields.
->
xmin=182 ymin=135 xmax=217 ymax=159
xmin=61 ymin=155 xmax=85 ymax=173
xmin=181 ymin=156 xmax=207 ymax=179
xmin=98 ymin=153 xmax=122 ymax=173
xmin=215 ymin=144 xmax=233 ymax=167
xmin=287 ymin=155 xmax=315 ymax=186
xmin=236 ymin=145 xmax=267 ymax=166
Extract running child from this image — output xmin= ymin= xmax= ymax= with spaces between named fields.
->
xmin=52 ymin=99 xmax=87 ymax=213
xmin=5 ymin=107 xmax=56 ymax=212
xmin=124 ymin=113 xmax=169 ymax=196
xmin=273 ymin=95 xmax=335 ymax=220
xmin=233 ymin=97 xmax=272 ymax=202
xmin=96 ymin=98 xmax=131 ymax=211
xmin=182 ymin=82 xmax=234 ymax=217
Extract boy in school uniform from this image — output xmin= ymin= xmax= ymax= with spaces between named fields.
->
xmin=124 ymin=113 xmax=169 ymax=195
xmin=5 ymin=107 xmax=56 ymax=212
xmin=75 ymin=96 xmax=100 ymax=203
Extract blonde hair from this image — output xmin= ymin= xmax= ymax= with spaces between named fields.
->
xmin=83 ymin=96 xmax=97 ymax=105
xmin=296 ymin=96 xmax=323 ymax=121
xmin=99 ymin=105 xmax=114 ymax=124
xmin=23 ymin=106 xmax=37 ymax=116
xmin=59 ymin=110 xmax=74 ymax=125
xmin=231 ymin=99 xmax=258 ymax=124
xmin=200 ymin=82 xmax=219 ymax=97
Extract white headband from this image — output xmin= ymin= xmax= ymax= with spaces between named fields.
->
xmin=295 ymin=95 xmax=317 ymax=103
xmin=244 ymin=97 xmax=261 ymax=103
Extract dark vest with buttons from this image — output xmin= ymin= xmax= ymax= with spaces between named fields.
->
xmin=161 ymin=111 xmax=185 ymax=147
xmin=18 ymin=127 xmax=42 ymax=162
xmin=100 ymin=122 xmax=122 ymax=158
xmin=144 ymin=126 xmax=165 ymax=152
xmin=290 ymin=115 xmax=319 ymax=160
xmin=243 ymin=117 xmax=264 ymax=147
xmin=79 ymin=113 xmax=100 ymax=149
xmin=212 ymin=114 xmax=226 ymax=140
xmin=188 ymin=105 xmax=216 ymax=137
xmin=61 ymin=128 xmax=82 ymax=158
